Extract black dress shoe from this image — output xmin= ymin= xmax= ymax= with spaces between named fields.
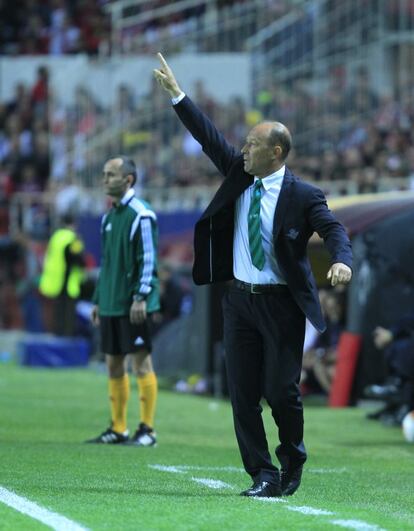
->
xmin=281 ymin=465 xmax=303 ymax=496
xmin=240 ymin=481 xmax=282 ymax=498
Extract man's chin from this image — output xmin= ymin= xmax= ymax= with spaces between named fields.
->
xmin=243 ymin=162 xmax=253 ymax=174
xmin=105 ymin=190 xmax=117 ymax=200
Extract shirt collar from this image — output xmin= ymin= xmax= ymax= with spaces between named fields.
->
xmin=120 ymin=188 xmax=135 ymax=206
xmin=254 ymin=165 xmax=285 ymax=192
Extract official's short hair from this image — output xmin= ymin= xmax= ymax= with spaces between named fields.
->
xmin=117 ymin=155 xmax=137 ymax=186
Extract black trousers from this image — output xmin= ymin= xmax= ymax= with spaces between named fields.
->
xmin=222 ymin=285 xmax=307 ymax=484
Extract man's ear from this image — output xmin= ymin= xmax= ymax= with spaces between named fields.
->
xmin=272 ymin=145 xmax=282 ymax=160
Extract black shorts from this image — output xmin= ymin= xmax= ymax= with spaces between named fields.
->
xmin=100 ymin=315 xmax=152 ymax=355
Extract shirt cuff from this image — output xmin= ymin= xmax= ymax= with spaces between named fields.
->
xmin=171 ymin=92 xmax=186 ymax=105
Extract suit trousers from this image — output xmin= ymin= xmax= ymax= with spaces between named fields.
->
xmin=222 ymin=284 xmax=307 ymax=484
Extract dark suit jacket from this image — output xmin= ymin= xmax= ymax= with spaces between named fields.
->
xmin=174 ymin=96 xmax=352 ymax=332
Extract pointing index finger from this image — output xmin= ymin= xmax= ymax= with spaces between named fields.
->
xmin=157 ymin=52 xmax=169 ymax=69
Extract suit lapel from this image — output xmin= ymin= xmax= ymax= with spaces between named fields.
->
xmin=273 ymin=168 xmax=294 ymax=239
xmin=201 ymin=159 xmax=253 ymax=219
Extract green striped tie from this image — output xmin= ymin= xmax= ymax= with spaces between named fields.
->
xmin=248 ymin=180 xmax=265 ymax=270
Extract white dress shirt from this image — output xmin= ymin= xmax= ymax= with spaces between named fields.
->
xmin=233 ymin=167 xmax=286 ymax=285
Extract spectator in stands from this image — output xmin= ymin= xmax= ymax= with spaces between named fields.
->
xmin=38 ymin=213 xmax=85 ymax=336
xmin=152 ymin=262 xmax=190 ymax=334
xmin=301 ymin=289 xmax=346 ymax=395
xmin=345 ymin=66 xmax=379 ymax=116
xmin=14 ymin=231 xmax=44 ymax=332
xmin=365 ymin=315 xmax=414 ymax=426
xmin=53 ymin=170 xmax=89 ymax=217
xmin=31 ymin=66 xmax=49 ymax=115
xmin=49 ymin=13 xmax=81 ymax=55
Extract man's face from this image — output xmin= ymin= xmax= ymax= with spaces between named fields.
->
xmin=102 ymin=158 xmax=130 ymax=199
xmin=241 ymin=125 xmax=279 ymax=177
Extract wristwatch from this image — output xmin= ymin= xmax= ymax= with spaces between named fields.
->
xmin=133 ymin=294 xmax=146 ymax=302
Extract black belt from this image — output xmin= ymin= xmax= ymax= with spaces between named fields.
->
xmin=232 ymin=279 xmax=290 ymax=294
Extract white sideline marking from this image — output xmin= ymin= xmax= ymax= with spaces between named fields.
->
xmin=331 ymin=520 xmax=385 ymax=531
xmin=151 ymin=464 xmax=347 ymax=475
xmin=191 ymin=477 xmax=234 ymax=489
xmin=0 ymin=486 xmax=89 ymax=531
xmin=255 ymin=497 xmax=287 ymax=504
xmin=287 ymin=506 xmax=333 ymax=516
xmin=150 ymin=465 xmax=187 ymax=474
xmin=149 ymin=464 xmax=387 ymax=531
xmin=149 ymin=464 xmax=243 ymax=473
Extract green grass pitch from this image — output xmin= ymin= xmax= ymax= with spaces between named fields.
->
xmin=0 ymin=363 xmax=413 ymax=530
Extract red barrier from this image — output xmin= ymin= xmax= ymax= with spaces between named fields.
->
xmin=329 ymin=332 xmax=363 ymax=407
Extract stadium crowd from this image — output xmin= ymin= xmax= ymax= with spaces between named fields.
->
xmin=1 ymin=0 xmax=413 ymax=218
xmin=1 ymin=64 xmax=414 ymax=230
xmin=44 ymin=68 xmax=414 ymax=195
xmin=0 ymin=0 xmax=289 ymax=57
xmin=0 ymin=0 xmax=109 ymax=56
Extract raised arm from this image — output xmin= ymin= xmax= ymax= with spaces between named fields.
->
xmin=154 ymin=52 xmax=238 ymax=177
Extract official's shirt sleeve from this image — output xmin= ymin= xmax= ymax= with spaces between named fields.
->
xmin=136 ymin=217 xmax=157 ymax=297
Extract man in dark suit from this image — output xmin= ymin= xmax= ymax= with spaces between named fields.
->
xmin=154 ymin=53 xmax=352 ymax=497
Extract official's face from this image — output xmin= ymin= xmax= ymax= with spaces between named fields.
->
xmin=241 ymin=124 xmax=281 ymax=177
xmin=102 ymin=159 xmax=130 ymax=199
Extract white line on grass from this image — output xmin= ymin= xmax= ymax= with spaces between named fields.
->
xmin=149 ymin=464 xmax=244 ymax=473
xmin=191 ymin=477 xmax=234 ymax=489
xmin=331 ymin=519 xmax=385 ymax=531
xmin=0 ymin=486 xmax=90 ymax=531
xmin=150 ymin=464 xmax=346 ymax=475
xmin=255 ymin=497 xmax=287 ymax=504
xmin=287 ymin=506 xmax=334 ymax=516
xmin=150 ymin=464 xmax=387 ymax=531
xmin=149 ymin=465 xmax=188 ymax=474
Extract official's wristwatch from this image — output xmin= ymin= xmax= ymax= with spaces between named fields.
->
xmin=133 ymin=294 xmax=146 ymax=302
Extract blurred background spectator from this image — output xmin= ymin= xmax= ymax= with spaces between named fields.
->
xmin=301 ymin=288 xmax=346 ymax=396
xmin=38 ymin=213 xmax=85 ymax=337
xmin=364 ymin=314 xmax=414 ymax=426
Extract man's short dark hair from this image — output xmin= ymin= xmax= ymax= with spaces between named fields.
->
xmin=118 ymin=156 xmax=137 ymax=186
xmin=268 ymin=127 xmax=292 ymax=161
